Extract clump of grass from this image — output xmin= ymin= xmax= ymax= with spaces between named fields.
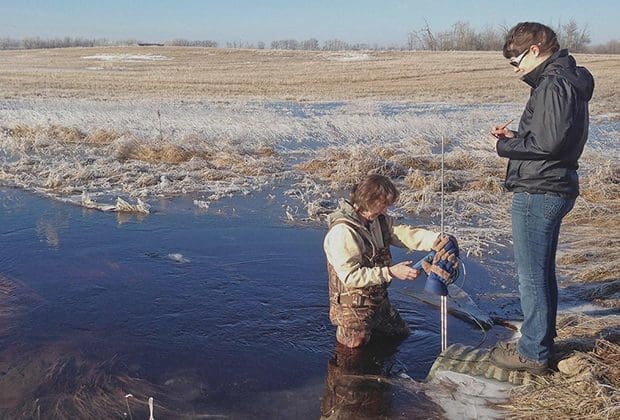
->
xmin=84 ymin=129 xmax=122 ymax=145
xmin=8 ymin=124 xmax=40 ymax=139
xmin=466 ymin=175 xmax=505 ymax=193
xmin=114 ymin=135 xmax=283 ymax=179
xmin=115 ymin=136 xmax=196 ymax=164
xmin=0 ymin=349 xmax=175 ymax=419
xmin=503 ymin=314 xmax=619 ymax=420
xmin=579 ymin=162 xmax=620 ymax=202
xmin=443 ymin=150 xmax=483 ymax=171
xmin=9 ymin=124 xmax=121 ymax=145
xmin=9 ymin=124 xmax=86 ymax=142
xmin=296 ymin=146 xmax=407 ymax=187
xmin=392 ymin=154 xmax=440 ymax=171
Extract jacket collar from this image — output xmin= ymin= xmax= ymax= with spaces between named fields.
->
xmin=521 ymin=49 xmax=568 ymax=88
xmin=328 ymin=199 xmax=367 ymax=229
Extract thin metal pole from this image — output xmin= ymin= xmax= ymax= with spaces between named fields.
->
xmin=440 ymin=135 xmax=447 ymax=353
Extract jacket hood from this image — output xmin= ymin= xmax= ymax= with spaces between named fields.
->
xmin=326 ymin=199 xmax=365 ymax=229
xmin=522 ymin=49 xmax=594 ymax=101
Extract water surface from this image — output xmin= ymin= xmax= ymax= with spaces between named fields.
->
xmin=0 ymin=188 xmax=510 ymax=418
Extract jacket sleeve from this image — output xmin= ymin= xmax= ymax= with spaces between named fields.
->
xmin=324 ymin=224 xmax=392 ymax=289
xmin=496 ymin=79 xmax=576 ymax=160
xmin=390 ymin=223 xmax=440 ymax=252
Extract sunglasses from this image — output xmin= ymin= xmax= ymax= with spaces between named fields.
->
xmin=509 ymin=47 xmax=530 ymax=68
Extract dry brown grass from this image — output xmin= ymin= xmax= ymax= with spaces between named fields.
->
xmin=0 ymin=343 xmax=180 ymax=419
xmin=8 ymin=124 xmax=121 ymax=145
xmin=556 ymin=157 xmax=620 ymax=290
xmin=503 ymin=314 xmax=620 ymax=419
xmin=113 ymin=134 xmax=283 ymax=177
xmin=296 ymin=146 xmax=408 ymax=187
xmin=85 ymin=128 xmax=122 ymax=145
xmin=1 ymin=47 xmax=617 ymax=117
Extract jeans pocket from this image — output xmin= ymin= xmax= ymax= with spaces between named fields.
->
xmin=543 ymin=195 xmax=573 ymax=220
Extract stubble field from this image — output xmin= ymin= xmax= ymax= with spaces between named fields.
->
xmin=0 ymin=46 xmax=618 ymax=115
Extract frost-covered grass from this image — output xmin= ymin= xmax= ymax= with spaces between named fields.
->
xmin=1 ymin=98 xmax=617 ymax=263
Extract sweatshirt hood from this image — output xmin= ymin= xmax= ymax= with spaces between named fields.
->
xmin=326 ymin=199 xmax=365 ymax=228
xmin=522 ymin=49 xmax=594 ymax=101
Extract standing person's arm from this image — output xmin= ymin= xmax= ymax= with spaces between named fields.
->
xmin=496 ymin=80 xmax=576 ymax=160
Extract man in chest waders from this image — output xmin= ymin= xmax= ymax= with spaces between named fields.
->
xmin=323 ymin=175 xmax=459 ymax=348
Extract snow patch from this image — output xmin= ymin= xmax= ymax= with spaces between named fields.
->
xmin=326 ymin=52 xmax=372 ymax=62
xmin=82 ymin=54 xmax=171 ymax=62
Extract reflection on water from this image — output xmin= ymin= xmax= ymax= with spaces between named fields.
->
xmin=0 ymin=188 xmax=509 ymax=418
xmin=321 ymin=340 xmax=443 ymax=419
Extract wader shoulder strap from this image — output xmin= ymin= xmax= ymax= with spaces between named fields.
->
xmin=377 ymin=214 xmax=391 ymax=247
xmin=329 ymin=220 xmax=374 ymax=251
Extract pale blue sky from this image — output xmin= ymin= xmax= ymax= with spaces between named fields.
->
xmin=0 ymin=0 xmax=617 ymax=45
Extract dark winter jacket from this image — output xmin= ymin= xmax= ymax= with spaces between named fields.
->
xmin=496 ymin=49 xmax=594 ymax=197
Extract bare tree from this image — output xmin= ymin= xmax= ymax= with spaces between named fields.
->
xmin=301 ymin=38 xmax=320 ymax=50
xmin=556 ymin=20 xmax=591 ymax=52
xmin=322 ymin=39 xmax=349 ymax=51
xmin=270 ymin=39 xmax=300 ymax=50
xmin=408 ymin=20 xmax=438 ymax=50
xmin=0 ymin=38 xmax=21 ymax=50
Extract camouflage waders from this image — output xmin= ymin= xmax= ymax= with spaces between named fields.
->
xmin=327 ymin=215 xmax=410 ymax=348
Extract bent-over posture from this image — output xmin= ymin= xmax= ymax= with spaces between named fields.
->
xmin=324 ymin=175 xmax=458 ymax=348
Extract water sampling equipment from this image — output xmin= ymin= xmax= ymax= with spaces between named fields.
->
xmin=412 ymin=136 xmax=457 ymax=352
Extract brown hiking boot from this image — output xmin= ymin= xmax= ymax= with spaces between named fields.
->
xmin=489 ymin=341 xmax=551 ymax=375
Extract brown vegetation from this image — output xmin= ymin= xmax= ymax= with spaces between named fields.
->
xmin=8 ymin=124 xmax=121 ymax=145
xmin=0 ymin=47 xmax=618 ymax=117
xmin=503 ymin=314 xmax=619 ymax=419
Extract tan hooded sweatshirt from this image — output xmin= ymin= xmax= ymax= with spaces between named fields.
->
xmin=324 ymin=199 xmax=439 ymax=289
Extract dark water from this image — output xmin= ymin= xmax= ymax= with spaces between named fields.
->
xmin=0 ymin=188 xmax=511 ymax=419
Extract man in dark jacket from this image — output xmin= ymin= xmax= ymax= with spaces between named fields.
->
xmin=489 ymin=22 xmax=594 ymax=375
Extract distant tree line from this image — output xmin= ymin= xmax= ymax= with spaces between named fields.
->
xmin=0 ymin=37 xmax=141 ymax=50
xmin=167 ymin=39 xmax=218 ymax=48
xmin=0 ymin=20 xmax=617 ymax=53
xmin=407 ymin=20 xmax=603 ymax=53
xmin=269 ymin=38 xmax=391 ymax=51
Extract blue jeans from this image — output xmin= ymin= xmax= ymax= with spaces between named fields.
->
xmin=511 ymin=192 xmax=575 ymax=363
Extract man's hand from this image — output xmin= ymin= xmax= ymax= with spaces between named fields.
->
xmin=388 ymin=261 xmax=421 ymax=281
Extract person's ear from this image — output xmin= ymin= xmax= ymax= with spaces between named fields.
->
xmin=531 ymin=45 xmax=540 ymax=58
